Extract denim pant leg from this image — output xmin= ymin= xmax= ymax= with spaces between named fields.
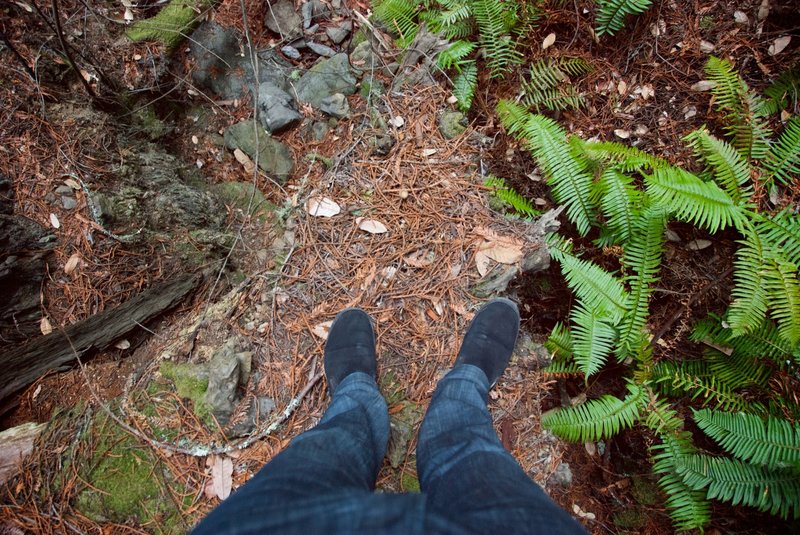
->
xmin=417 ymin=364 xmax=587 ymax=534
xmin=193 ymin=372 xmax=390 ymax=534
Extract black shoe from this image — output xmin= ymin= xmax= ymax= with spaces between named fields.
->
xmin=455 ymin=298 xmax=520 ymax=386
xmin=324 ymin=308 xmax=377 ymax=395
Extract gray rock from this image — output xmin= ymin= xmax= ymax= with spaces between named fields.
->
xmin=307 ymin=41 xmax=336 ymax=57
xmin=311 ymin=0 xmax=332 ymax=21
xmin=326 ymin=21 xmax=352 ymax=44
xmin=224 ymin=120 xmax=295 ymax=182
xmin=190 ymin=22 xmax=249 ymax=100
xmin=61 ymin=196 xmax=77 ymax=210
xmin=281 ymin=45 xmax=301 ymax=60
xmin=319 ymin=93 xmax=350 ymax=118
xmin=350 ymin=40 xmax=379 ymax=73
xmin=369 ymin=134 xmax=394 ymax=155
xmin=295 ymin=53 xmax=357 ymax=107
xmin=359 ymin=75 xmax=384 ymax=99
xmin=265 ymin=0 xmax=303 ymax=39
xmin=205 ymin=337 xmax=253 ymax=424
xmin=547 ymin=462 xmax=573 ymax=489
xmin=55 ymin=185 xmax=73 ymax=195
xmin=305 ymin=23 xmax=319 ymax=34
xmin=301 ymin=1 xmax=313 ymax=28
xmin=257 ymin=82 xmax=302 ymax=133
xmin=311 ymin=121 xmax=330 ymax=141
xmin=439 ymin=110 xmax=467 ymax=139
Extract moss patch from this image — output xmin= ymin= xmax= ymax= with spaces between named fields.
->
xmin=212 ymin=181 xmax=277 ymax=223
xmin=127 ymin=0 xmax=211 ymax=52
xmin=75 ymin=413 xmax=186 ymax=532
xmin=160 ymin=360 xmax=211 ymax=423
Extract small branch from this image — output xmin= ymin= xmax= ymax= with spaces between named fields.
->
xmin=50 ymin=0 xmax=97 ymax=100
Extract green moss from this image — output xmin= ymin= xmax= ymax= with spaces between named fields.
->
xmin=159 ymin=360 xmax=211 ymax=422
xmin=127 ymin=0 xmax=211 ymax=52
xmin=699 ymin=15 xmax=714 ymax=29
xmin=630 ymin=474 xmax=661 ymax=506
xmin=132 ymin=106 xmax=171 ymax=140
xmin=212 ymin=181 xmax=277 ymax=223
xmin=75 ymin=413 xmax=186 ymax=532
xmin=612 ymin=507 xmax=648 ymax=530
xmin=400 ymin=461 xmax=420 ymax=493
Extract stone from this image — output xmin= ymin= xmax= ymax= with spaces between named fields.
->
xmin=224 ymin=120 xmax=295 ymax=182
xmin=55 ymin=185 xmax=73 ymax=195
xmin=439 ymin=110 xmax=467 ymax=139
xmin=61 ymin=196 xmax=77 ymax=210
xmin=204 ymin=337 xmax=252 ymax=424
xmin=265 ymin=0 xmax=303 ymax=39
xmin=350 ymin=40 xmax=379 ymax=73
xmin=319 ymin=93 xmax=350 ymax=118
xmin=368 ymin=134 xmax=394 ymax=156
xmin=256 ymin=82 xmax=302 ymax=133
xmin=359 ymin=75 xmax=384 ymax=99
xmin=281 ymin=45 xmax=301 ymax=60
xmin=295 ymin=53 xmax=357 ymax=107
xmin=325 ymin=20 xmax=352 ymax=44
xmin=0 ymin=422 xmax=46 ymax=485
xmin=311 ymin=120 xmax=330 ymax=141
xmin=547 ymin=462 xmax=573 ymax=489
xmin=190 ymin=22 xmax=249 ymax=100
xmin=307 ymin=41 xmax=336 ymax=57
xmin=301 ymin=1 xmax=313 ymax=28
xmin=212 ymin=181 xmax=277 ymax=222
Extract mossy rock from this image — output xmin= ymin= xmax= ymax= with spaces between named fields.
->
xmin=630 ymin=474 xmax=661 ymax=506
xmin=612 ymin=506 xmax=648 ymax=530
xmin=75 ymin=412 xmax=186 ymax=532
xmin=127 ymin=0 xmax=212 ymax=52
xmin=160 ymin=360 xmax=212 ymax=425
xmin=212 ymin=181 xmax=278 ymax=223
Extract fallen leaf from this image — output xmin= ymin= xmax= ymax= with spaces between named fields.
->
xmin=210 ymin=455 xmax=233 ymax=500
xmin=475 ymin=250 xmax=492 ymax=277
xmin=233 ymin=148 xmax=255 ymax=173
xmin=49 ymin=213 xmax=60 ymax=229
xmin=700 ymin=40 xmax=715 ymax=53
xmin=639 ymin=84 xmax=654 ymax=99
xmin=115 ymin=339 xmax=131 ymax=350
xmin=614 ymin=129 xmax=631 ymax=139
xmin=63 ymin=178 xmax=81 ymax=190
xmin=64 ymin=253 xmax=82 ymax=274
xmin=617 ymin=80 xmax=627 ymax=95
xmin=768 ymin=36 xmax=791 ymax=56
xmin=683 ymin=105 xmax=698 ymax=119
xmin=665 ymin=229 xmax=681 ymax=242
xmin=40 ymin=317 xmax=52 ymax=335
xmin=305 ymin=196 xmax=341 ymax=217
xmin=404 ymin=249 xmax=435 ymax=268
xmin=479 ymin=241 xmax=523 ymax=264
xmin=420 ymin=148 xmax=438 ymax=157
xmin=542 ymin=32 xmax=556 ymax=50
xmin=690 ymin=80 xmax=716 ymax=91
xmin=687 ymin=239 xmax=712 ymax=251
xmin=32 ymin=384 xmax=42 ymax=400
xmin=356 ymin=218 xmax=388 ymax=234
xmin=733 ymin=10 xmax=749 ymax=24
xmin=124 ymin=6 xmax=134 ymax=21
xmin=446 ymin=95 xmax=458 ymax=104
xmin=757 ymin=0 xmax=769 ymax=21
xmin=390 ymin=116 xmax=405 ymax=128
xmin=312 ymin=320 xmax=333 ymax=340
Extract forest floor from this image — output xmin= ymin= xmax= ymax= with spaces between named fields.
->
xmin=0 ymin=0 xmax=798 ymax=533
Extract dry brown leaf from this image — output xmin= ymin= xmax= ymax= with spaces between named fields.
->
xmin=356 ymin=218 xmax=388 ymax=234
xmin=769 ymin=36 xmax=791 ymax=56
xmin=312 ymin=320 xmax=333 ymax=340
xmin=115 ymin=339 xmax=131 ymax=350
xmin=542 ymin=32 xmax=556 ymax=49
xmin=404 ymin=249 xmax=435 ymax=268
xmin=475 ymin=250 xmax=492 ymax=277
xmin=305 ymin=196 xmax=341 ymax=217
xmin=64 ymin=253 xmax=82 ymax=274
xmin=49 ymin=213 xmax=60 ymax=229
xmin=40 ymin=317 xmax=53 ymax=335
xmin=233 ymin=149 xmax=255 ymax=173
xmin=210 ymin=455 xmax=233 ymax=500
xmin=477 ymin=240 xmax=523 ymax=264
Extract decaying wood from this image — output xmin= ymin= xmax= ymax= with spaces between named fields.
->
xmin=0 ymin=273 xmax=202 ymax=403
xmin=0 ymin=422 xmax=46 ymax=485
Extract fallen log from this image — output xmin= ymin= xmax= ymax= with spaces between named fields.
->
xmin=0 ymin=273 xmax=202 ymax=403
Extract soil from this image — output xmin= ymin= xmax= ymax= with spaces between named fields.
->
xmin=1 ymin=0 xmax=799 ymax=533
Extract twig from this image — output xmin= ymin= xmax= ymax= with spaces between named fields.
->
xmin=50 ymin=0 xmax=97 ymax=100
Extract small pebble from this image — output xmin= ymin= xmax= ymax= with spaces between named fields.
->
xmin=61 ymin=196 xmax=77 ymax=210
xmin=281 ymin=45 xmax=301 ymax=60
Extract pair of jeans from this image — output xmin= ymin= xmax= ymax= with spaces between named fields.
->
xmin=193 ymin=365 xmax=586 ymax=534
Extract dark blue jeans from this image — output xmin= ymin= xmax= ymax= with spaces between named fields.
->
xmin=193 ymin=365 xmax=586 ymax=534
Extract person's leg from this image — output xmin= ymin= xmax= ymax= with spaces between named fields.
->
xmin=417 ymin=299 xmax=586 ymax=534
xmin=193 ymin=309 xmax=390 ymax=534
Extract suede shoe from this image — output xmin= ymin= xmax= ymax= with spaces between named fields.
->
xmin=455 ymin=298 xmax=520 ymax=386
xmin=324 ymin=308 xmax=377 ymax=395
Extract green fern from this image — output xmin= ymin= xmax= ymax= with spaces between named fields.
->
xmin=542 ymin=381 xmax=645 ymax=442
xmin=684 ymin=128 xmax=753 ymax=203
xmin=558 ymin=252 xmax=629 ymax=322
xmin=571 ymin=304 xmax=617 ymax=377
xmin=581 ymin=140 xmax=666 ymax=173
xmin=763 ymin=116 xmax=800 ymax=185
xmin=497 ymin=102 xmax=595 ymax=235
xmin=436 ymin=40 xmax=476 ymax=69
xmin=692 ymin=315 xmax=797 ymax=367
xmin=373 ymin=0 xmax=422 ymax=46
xmin=677 ymin=454 xmax=800 ymax=518
xmin=471 ymin=0 xmax=522 ymax=77
xmin=592 ymin=167 xmax=642 ymax=244
xmin=763 ymin=258 xmax=800 ymax=345
xmin=594 ymin=0 xmax=654 ymax=36
xmin=727 ymin=223 xmax=770 ymax=335
xmin=483 ymin=176 xmax=539 ymax=217
xmin=705 ymin=349 xmax=773 ymax=389
xmin=757 ymin=209 xmax=800 ymax=267
xmin=645 ymin=167 xmax=742 ymax=233
xmin=693 ymin=409 xmax=800 ymax=470
xmin=520 ymin=58 xmax=591 ymax=113
xmin=451 ymin=60 xmax=478 ymax=111
xmin=763 ymin=66 xmax=800 ymax=115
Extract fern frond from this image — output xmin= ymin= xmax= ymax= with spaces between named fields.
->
xmin=645 ymin=167 xmax=742 ymax=233
xmin=650 ymin=431 xmax=712 ymax=530
xmin=451 ymin=61 xmax=478 ymax=111
xmin=652 ymin=359 xmax=714 ymax=396
xmin=559 ymin=253 xmax=629 ymax=322
xmin=763 ymin=66 xmax=800 ymax=114
xmin=642 ymin=392 xmax=684 ymax=434
xmin=655 ymin=360 xmax=764 ymax=413
xmin=559 ymin=57 xmax=593 ymax=77
xmin=616 ymin=206 xmax=666 ymax=357
xmin=571 ymin=304 xmax=617 ymax=377
xmin=763 ymin=258 xmax=800 ymax=345
xmin=525 ymin=58 xmax=566 ymax=91
xmin=471 ymin=0 xmax=522 ymax=77
xmin=764 ymin=116 xmax=800 ymax=185
xmin=484 ymin=176 xmax=539 ymax=217
xmin=542 ymin=359 xmax=583 ymax=375
xmin=693 ymin=409 xmax=800 ymax=470
xmin=684 ymin=128 xmax=753 ymax=203
xmin=693 ymin=315 xmax=796 ymax=367
xmin=373 ymin=0 xmax=421 ymax=46
xmin=541 ymin=381 xmax=645 ymax=442
xmin=678 ymin=454 xmax=800 ymax=518
xmin=757 ymin=209 xmax=800 ymax=267
xmin=593 ymin=168 xmax=642 ymax=244
xmin=436 ymin=40 xmax=476 ymax=69
xmin=496 ymin=104 xmax=596 ymax=235
xmin=545 ymin=322 xmax=573 ymax=360
xmin=594 ymin=0 xmax=654 ymax=36
xmin=728 ymin=224 xmax=770 ymax=335
xmin=582 ymin=141 xmax=667 ymax=172
xmin=522 ymin=86 xmax=585 ymax=113
xmin=705 ymin=349 xmax=773 ymax=389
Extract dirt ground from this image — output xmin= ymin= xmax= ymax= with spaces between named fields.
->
xmin=1 ymin=0 xmax=799 ymax=532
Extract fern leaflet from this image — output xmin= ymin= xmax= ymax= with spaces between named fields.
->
xmin=764 ymin=116 xmax=800 ymax=185
xmin=595 ymin=0 xmax=654 ymax=36
xmin=684 ymin=128 xmax=753 ymax=203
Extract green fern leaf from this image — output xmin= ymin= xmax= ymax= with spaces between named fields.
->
xmin=616 ymin=206 xmax=666 ymax=357
xmin=436 ymin=40 xmax=476 ymax=69
xmin=545 ymin=322 xmax=573 ymax=360
xmin=571 ymin=304 xmax=617 ymax=377
xmin=705 ymin=348 xmax=773 ymax=389
xmin=452 ymin=61 xmax=478 ymax=111
xmin=541 ymin=381 xmax=645 ymax=442
xmin=764 ymin=116 xmax=800 ymax=185
xmin=763 ymin=258 xmax=800 ymax=345
xmin=593 ymin=168 xmax=642 ymax=244
xmin=684 ymin=128 xmax=753 ymax=203
xmin=471 ymin=0 xmax=521 ymax=77
xmin=728 ymin=224 xmax=770 ymax=335
xmin=594 ymin=0 xmax=654 ymax=36
xmin=373 ymin=0 xmax=421 ymax=46
xmin=559 ymin=253 xmax=629 ymax=322
xmin=757 ymin=209 xmax=800 ymax=267
xmin=677 ymin=454 xmax=800 ymax=518
xmin=693 ymin=409 xmax=800 ymax=470
xmin=497 ymin=103 xmax=596 ymax=235
xmin=764 ymin=66 xmax=800 ymax=114
xmin=654 ymin=360 xmax=765 ymax=413
xmin=645 ymin=167 xmax=742 ymax=233
xmin=582 ymin=141 xmax=667 ymax=172
xmin=542 ymin=359 xmax=583 ymax=375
